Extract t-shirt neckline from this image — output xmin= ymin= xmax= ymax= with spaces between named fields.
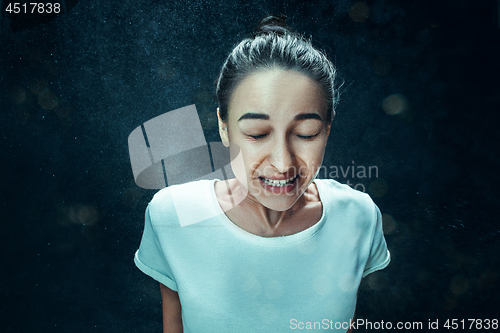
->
xmin=209 ymin=178 xmax=328 ymax=247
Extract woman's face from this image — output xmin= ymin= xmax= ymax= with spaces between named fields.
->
xmin=218 ymin=69 xmax=331 ymax=212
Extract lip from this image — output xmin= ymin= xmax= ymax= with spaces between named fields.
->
xmin=259 ymin=175 xmax=296 ymax=181
xmin=258 ymin=175 xmax=299 ymax=194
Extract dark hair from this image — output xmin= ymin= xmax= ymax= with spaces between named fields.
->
xmin=215 ymin=15 xmax=338 ymax=123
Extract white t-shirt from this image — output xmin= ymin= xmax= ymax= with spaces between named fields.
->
xmin=134 ymin=178 xmax=390 ymax=332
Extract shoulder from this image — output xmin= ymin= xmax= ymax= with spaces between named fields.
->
xmin=315 ymin=179 xmax=374 ymax=206
xmin=315 ymin=178 xmax=377 ymax=220
xmin=148 ymin=179 xmax=221 ymax=227
xmin=150 ymin=179 xmax=213 ymax=204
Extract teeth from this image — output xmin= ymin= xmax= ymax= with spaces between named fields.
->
xmin=261 ymin=175 xmax=297 ymax=187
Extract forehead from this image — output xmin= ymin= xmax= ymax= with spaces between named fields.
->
xmin=227 ymin=69 xmax=327 ymax=122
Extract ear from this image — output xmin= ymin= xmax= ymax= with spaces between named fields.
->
xmin=217 ymin=108 xmax=230 ymax=147
xmin=325 ymin=111 xmax=335 ymax=143
xmin=325 ymin=124 xmax=331 ymax=144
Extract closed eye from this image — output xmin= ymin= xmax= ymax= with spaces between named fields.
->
xmin=297 ymin=133 xmax=318 ymax=140
xmin=248 ymin=134 xmax=268 ymax=140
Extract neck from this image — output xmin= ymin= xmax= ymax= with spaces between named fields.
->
xmin=220 ymin=178 xmax=307 ymax=235
xmin=243 ymin=194 xmax=293 ymax=229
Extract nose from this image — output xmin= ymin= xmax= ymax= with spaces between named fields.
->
xmin=268 ymin=138 xmax=294 ymax=173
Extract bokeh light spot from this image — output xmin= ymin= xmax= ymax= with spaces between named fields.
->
xmin=443 ymin=294 xmax=459 ymax=311
xmin=68 ymin=204 xmax=100 ymax=226
xmin=477 ymin=269 xmax=498 ymax=290
xmin=449 ymin=275 xmax=469 ymax=295
xmin=313 ymin=274 xmax=333 ymax=295
xmin=367 ymin=272 xmax=388 ymax=291
xmin=198 ymin=109 xmax=217 ymax=130
xmin=264 ymin=280 xmax=283 ymax=299
xmin=369 ymin=178 xmax=388 ymax=198
xmin=382 ymin=213 xmax=397 ymax=235
xmin=297 ymin=238 xmax=317 ymax=254
xmin=382 ymin=93 xmax=409 ymax=115
xmin=38 ymin=90 xmax=59 ymax=110
xmin=195 ymin=89 xmax=212 ymax=104
xmin=338 ymin=273 xmax=357 ymax=292
xmin=30 ymin=79 xmax=48 ymax=95
xmin=372 ymin=56 xmax=392 ymax=76
xmin=240 ymin=271 xmax=261 ymax=298
xmin=349 ymin=2 xmax=370 ymax=22
xmin=156 ymin=62 xmax=176 ymax=80
xmin=10 ymin=85 xmax=27 ymax=104
xmin=53 ymin=105 xmax=73 ymax=126
xmin=258 ymin=303 xmax=277 ymax=325
xmin=121 ymin=186 xmax=144 ymax=205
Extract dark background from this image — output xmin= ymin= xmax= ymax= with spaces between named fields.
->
xmin=1 ymin=0 xmax=499 ymax=332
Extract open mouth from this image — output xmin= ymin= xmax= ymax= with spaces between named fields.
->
xmin=258 ymin=175 xmax=300 ymax=193
xmin=259 ymin=175 xmax=298 ymax=187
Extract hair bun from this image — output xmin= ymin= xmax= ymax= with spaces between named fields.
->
xmin=253 ymin=15 xmax=292 ymax=37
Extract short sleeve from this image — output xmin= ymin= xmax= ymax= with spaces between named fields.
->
xmin=362 ymin=204 xmax=391 ymax=278
xmin=134 ymin=203 xmax=178 ymax=291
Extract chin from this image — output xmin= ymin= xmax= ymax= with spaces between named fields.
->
xmin=259 ymin=196 xmax=298 ymax=212
xmin=253 ymin=181 xmax=307 ymax=211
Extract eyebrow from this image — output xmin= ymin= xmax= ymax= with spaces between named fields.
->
xmin=294 ymin=113 xmax=323 ymax=121
xmin=237 ymin=113 xmax=269 ymax=121
xmin=237 ymin=112 xmax=323 ymax=121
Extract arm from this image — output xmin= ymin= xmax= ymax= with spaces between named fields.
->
xmin=159 ymin=282 xmax=183 ymax=333
xmin=346 ymin=292 xmax=357 ymax=333
xmin=346 ymin=313 xmax=355 ymax=333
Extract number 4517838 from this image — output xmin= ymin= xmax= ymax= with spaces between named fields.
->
xmin=5 ymin=3 xmax=61 ymax=14
xmin=444 ymin=319 xmax=498 ymax=330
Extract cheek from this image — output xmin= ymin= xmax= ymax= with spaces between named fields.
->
xmin=229 ymin=146 xmax=248 ymax=185
xmin=298 ymin=143 xmax=326 ymax=165
xmin=298 ymin=147 xmax=325 ymax=181
xmin=228 ymin=143 xmax=262 ymax=185
xmin=235 ymin=143 xmax=264 ymax=171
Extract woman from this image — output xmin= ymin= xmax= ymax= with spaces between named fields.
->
xmin=134 ymin=15 xmax=390 ymax=332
